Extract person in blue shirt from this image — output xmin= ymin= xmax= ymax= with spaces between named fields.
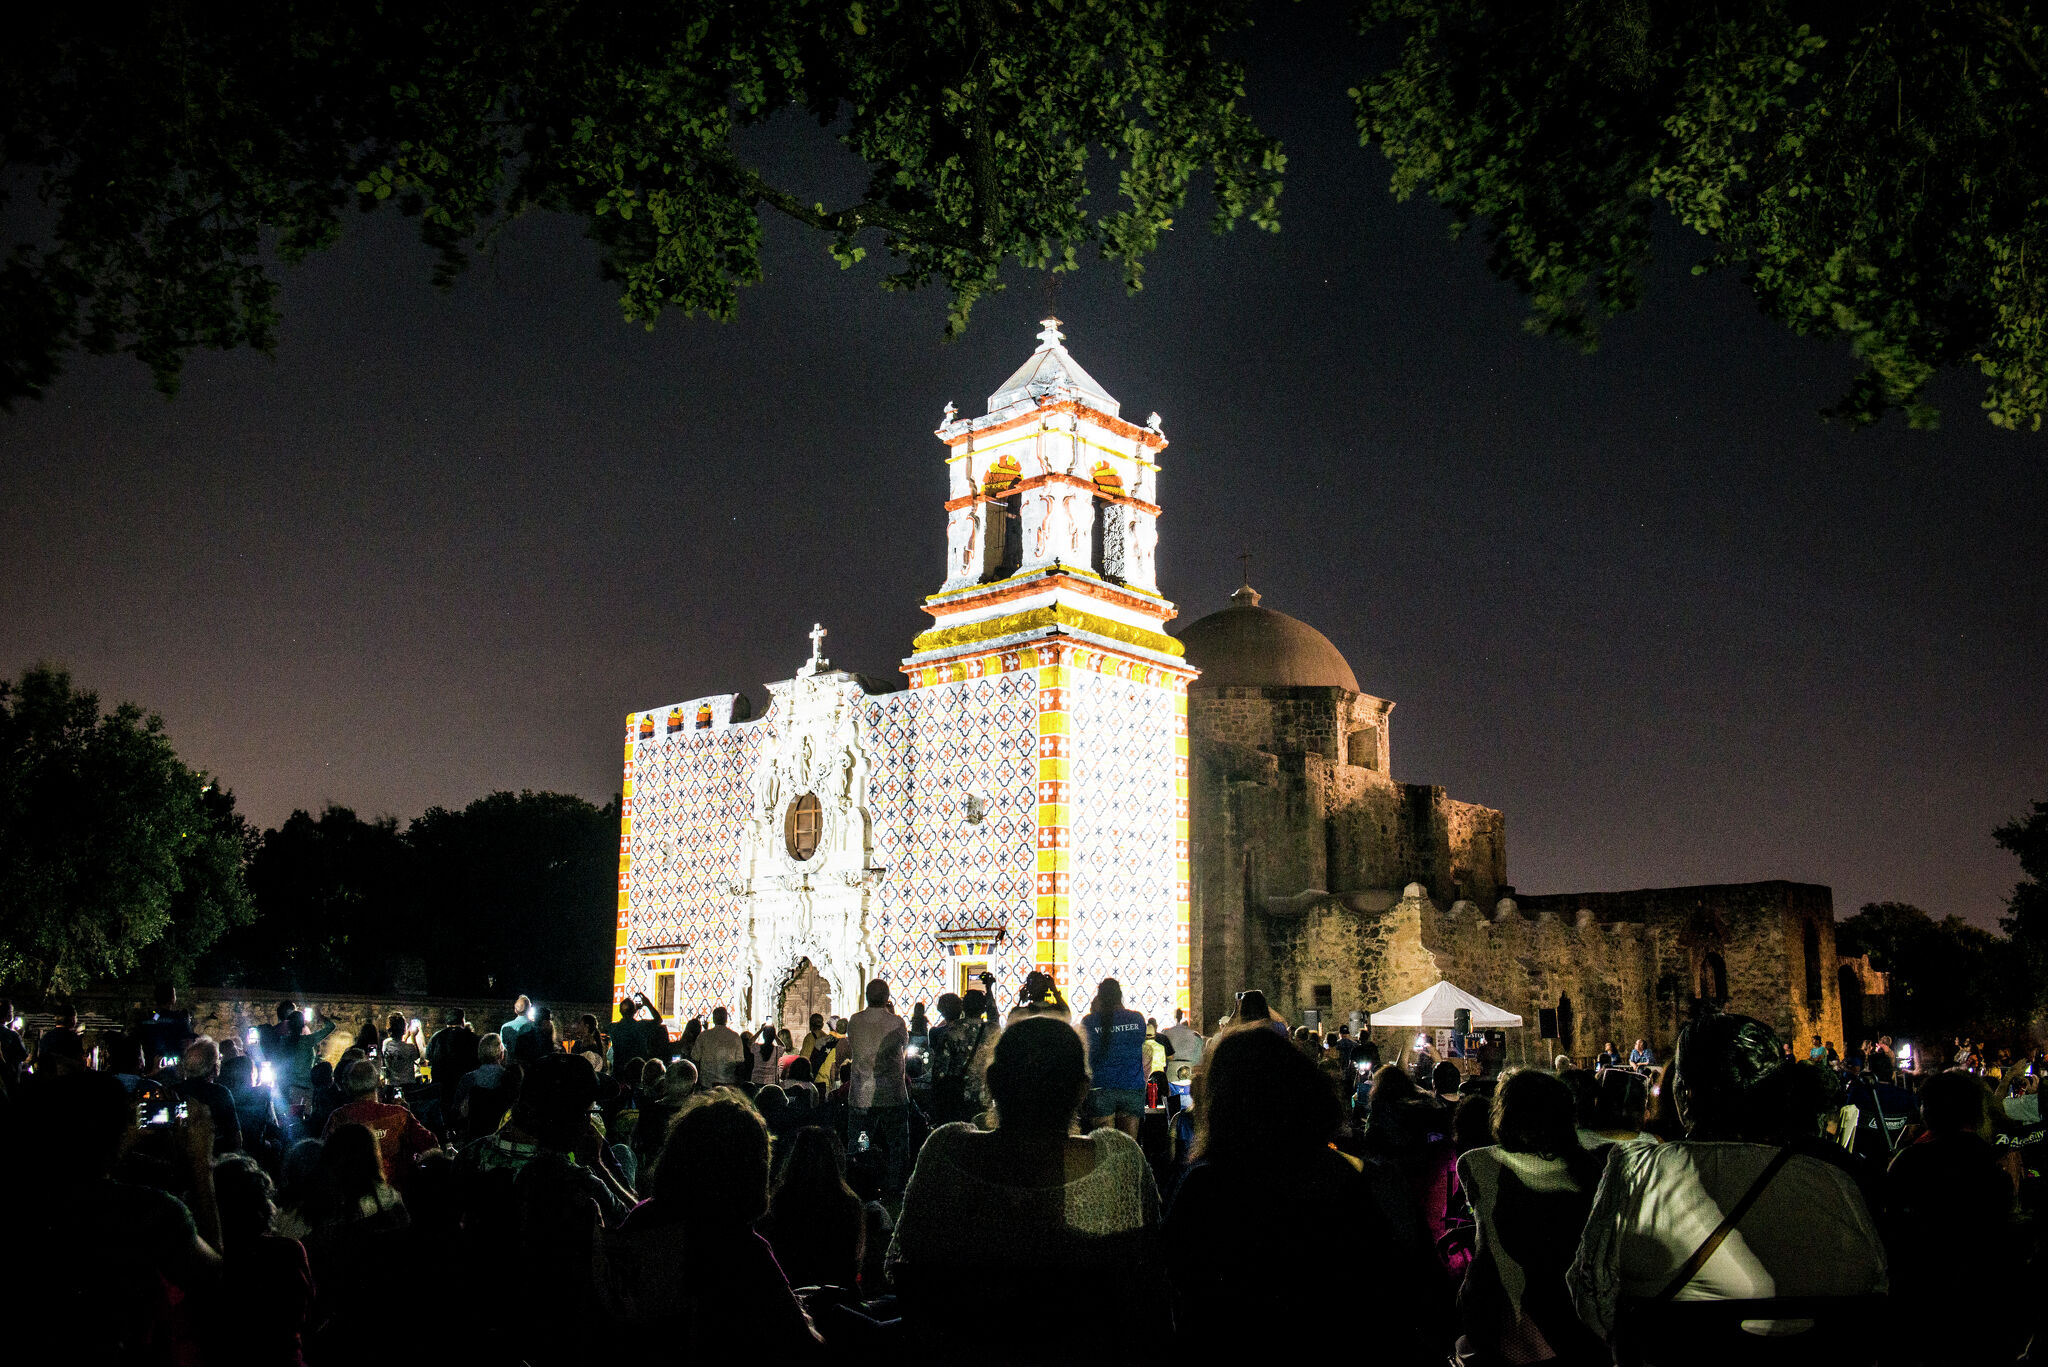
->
xmin=500 ymin=994 xmax=535 ymax=1059
xmin=1628 ymin=1038 xmax=1655 ymax=1068
xmin=1080 ymin=977 xmax=1148 ymax=1138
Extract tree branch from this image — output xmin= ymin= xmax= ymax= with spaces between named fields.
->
xmin=696 ymin=145 xmax=974 ymax=253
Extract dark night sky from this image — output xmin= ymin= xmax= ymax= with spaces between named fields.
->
xmin=2 ymin=9 xmax=2043 ymax=930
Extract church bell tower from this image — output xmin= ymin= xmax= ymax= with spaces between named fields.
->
xmin=907 ymin=318 xmax=1186 ymax=677
xmin=902 ymin=319 xmax=1196 ymax=1010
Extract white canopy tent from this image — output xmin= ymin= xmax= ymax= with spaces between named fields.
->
xmin=1368 ymin=980 xmax=1524 ymax=1030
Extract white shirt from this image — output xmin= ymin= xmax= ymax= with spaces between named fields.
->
xmin=1567 ymin=1140 xmax=1886 ymax=1342
xmin=692 ymin=1024 xmax=746 ymax=1086
xmin=846 ymin=1006 xmax=908 ymax=1109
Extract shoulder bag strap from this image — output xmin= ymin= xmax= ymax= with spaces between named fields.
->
xmin=1651 ymin=1146 xmax=1796 ymax=1303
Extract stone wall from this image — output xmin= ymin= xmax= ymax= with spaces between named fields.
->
xmin=1191 ymin=685 xmax=1356 ymax=764
xmin=1188 ymin=731 xmax=1506 ymax=1028
xmin=1837 ymin=954 xmax=1890 ymax=1043
xmin=69 ymin=987 xmax=609 ymax=1066
xmin=1185 ymin=676 xmax=1843 ymax=1062
xmin=1420 ymin=896 xmax=1661 ymax=1064
xmin=1248 ymin=886 xmax=1438 ymax=1037
xmin=1516 ymin=881 xmax=1843 ymax=1053
xmin=1227 ymin=880 xmax=1845 ymax=1064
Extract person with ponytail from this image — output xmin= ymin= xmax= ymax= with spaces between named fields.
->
xmin=1081 ymin=978 xmax=1147 ymax=1138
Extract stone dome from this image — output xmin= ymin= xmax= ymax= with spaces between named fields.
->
xmin=1176 ymin=585 xmax=1360 ymax=692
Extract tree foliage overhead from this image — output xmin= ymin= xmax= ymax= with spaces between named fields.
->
xmin=1355 ymin=0 xmax=2048 ymax=430
xmin=0 ymin=0 xmax=1281 ymax=407
xmin=0 ymin=665 xmax=254 ymax=998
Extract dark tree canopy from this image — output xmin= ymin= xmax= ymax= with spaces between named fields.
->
xmin=8 ymin=4 xmax=2046 ymax=425
xmin=0 ymin=665 xmax=254 ymax=998
xmin=1836 ymin=898 xmax=2036 ymax=1038
xmin=203 ymin=788 xmax=619 ymax=1002
xmin=1355 ymin=0 xmax=2048 ymax=430
xmin=405 ymin=789 xmax=620 ymax=1002
xmin=1 ymin=0 xmax=1280 ymax=408
xmin=215 ymin=804 xmax=415 ymax=994
xmin=1995 ymin=796 xmax=2048 ymax=994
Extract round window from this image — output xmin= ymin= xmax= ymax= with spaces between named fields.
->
xmin=784 ymin=793 xmax=822 ymax=860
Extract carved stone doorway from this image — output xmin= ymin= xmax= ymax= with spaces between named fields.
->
xmin=780 ymin=958 xmax=833 ymax=1039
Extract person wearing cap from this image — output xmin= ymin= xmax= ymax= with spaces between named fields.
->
xmin=324 ymin=1059 xmax=438 ymax=1189
xmin=1005 ymin=969 xmax=1073 ymax=1028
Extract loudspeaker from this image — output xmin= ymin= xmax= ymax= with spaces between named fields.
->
xmin=1453 ymin=1007 xmax=1471 ymax=1035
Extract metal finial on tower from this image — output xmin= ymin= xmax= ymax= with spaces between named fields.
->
xmin=1037 ymin=316 xmax=1064 ymax=350
xmin=1231 ymin=552 xmax=1262 ymax=607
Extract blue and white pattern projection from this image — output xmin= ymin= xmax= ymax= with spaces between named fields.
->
xmin=1064 ymin=668 xmax=1181 ymax=1015
xmin=863 ymin=674 xmax=1040 ymax=1011
xmin=619 ymin=717 xmax=772 ymax=1014
xmin=621 ymin=673 xmax=1041 ymax=1023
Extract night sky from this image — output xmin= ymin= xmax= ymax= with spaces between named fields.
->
xmin=2 ymin=9 xmax=2042 ymax=931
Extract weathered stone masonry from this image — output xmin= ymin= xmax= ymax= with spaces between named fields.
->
xmin=1177 ymin=591 xmax=1843 ymax=1057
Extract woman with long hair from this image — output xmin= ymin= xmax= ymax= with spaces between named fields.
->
xmin=294 ymin=1123 xmax=408 ymax=1358
xmin=305 ymin=1122 xmax=403 ymax=1231
xmin=750 ymin=1026 xmax=781 ymax=1087
xmin=889 ymin=1016 xmax=1160 ymax=1351
xmin=380 ymin=1012 xmax=421 ymax=1087
xmin=761 ymin=1126 xmax=864 ymax=1291
xmin=208 ymin=1154 xmax=317 ymax=1367
xmin=1454 ymin=1069 xmax=1609 ymax=1365
xmin=1164 ymin=1024 xmax=1440 ymax=1357
xmin=1081 ymin=977 xmax=1146 ymax=1138
xmin=1230 ymin=989 xmax=1286 ymax=1036
xmin=353 ymin=1013 xmax=381 ymax=1059
xmin=601 ymin=1096 xmax=822 ymax=1349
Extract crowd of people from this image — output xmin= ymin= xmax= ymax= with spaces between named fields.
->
xmin=3 ymin=974 xmax=2042 ymax=1364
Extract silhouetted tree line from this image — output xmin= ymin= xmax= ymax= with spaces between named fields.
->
xmin=2 ymin=664 xmax=618 ymax=1004
xmin=1838 ymin=800 xmax=2048 ymax=1041
xmin=198 ymin=792 xmax=621 ymax=1003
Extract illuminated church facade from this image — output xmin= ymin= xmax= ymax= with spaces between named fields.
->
xmin=615 ymin=321 xmax=1194 ymax=1027
xmin=613 ymin=320 xmax=1849 ymax=1054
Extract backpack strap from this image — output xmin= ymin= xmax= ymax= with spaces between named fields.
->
xmin=1652 ymin=1146 xmax=1796 ymax=1303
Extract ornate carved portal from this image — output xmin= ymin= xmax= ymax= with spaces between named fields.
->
xmin=779 ymin=959 xmax=833 ymax=1039
xmin=733 ymin=669 xmax=881 ymax=1026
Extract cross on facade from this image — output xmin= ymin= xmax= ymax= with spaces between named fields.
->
xmin=803 ymin=622 xmax=829 ymax=674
